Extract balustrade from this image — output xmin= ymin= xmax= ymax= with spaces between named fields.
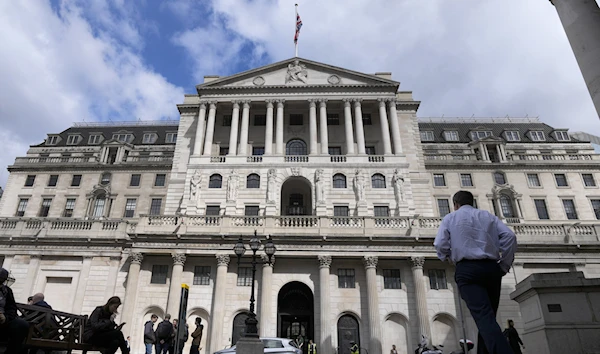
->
xmin=285 ymin=156 xmax=309 ymax=163
xmin=330 ymin=217 xmax=363 ymax=228
xmin=210 ymin=156 xmax=226 ymax=163
xmin=51 ymin=220 xmax=93 ymax=230
xmin=330 ymin=156 xmax=347 ymax=163
xmin=277 ymin=216 xmax=319 ymax=227
xmin=368 ymin=155 xmax=385 ymax=163
xmin=247 ymin=156 xmax=263 ymax=163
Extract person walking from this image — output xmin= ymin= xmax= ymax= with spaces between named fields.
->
xmin=350 ymin=341 xmax=359 ymax=354
xmin=503 ymin=320 xmax=524 ymax=354
xmin=190 ymin=317 xmax=203 ymax=354
xmin=144 ymin=314 xmax=159 ymax=354
xmin=434 ymin=191 xmax=517 ymax=354
xmin=83 ymin=296 xmax=129 ymax=354
xmin=155 ymin=314 xmax=174 ymax=354
xmin=0 ymin=267 xmax=29 ymax=353
xmin=390 ymin=344 xmax=398 ymax=354
xmin=307 ymin=339 xmax=317 ymax=354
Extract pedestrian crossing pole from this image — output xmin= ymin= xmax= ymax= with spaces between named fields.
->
xmin=174 ymin=283 xmax=190 ymax=354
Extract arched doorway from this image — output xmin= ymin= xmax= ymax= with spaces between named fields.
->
xmin=286 ymin=139 xmax=307 ymax=155
xmin=232 ymin=312 xmax=248 ymax=346
xmin=337 ymin=314 xmax=360 ymax=354
xmin=277 ymin=282 xmax=314 ymax=352
xmin=280 ymin=177 xmax=313 ymax=215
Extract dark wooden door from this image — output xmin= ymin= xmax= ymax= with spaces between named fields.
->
xmin=232 ymin=313 xmax=248 ymax=346
xmin=337 ymin=315 xmax=359 ymax=354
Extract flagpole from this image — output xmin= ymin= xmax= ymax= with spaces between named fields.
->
xmin=295 ymin=4 xmax=298 ymax=57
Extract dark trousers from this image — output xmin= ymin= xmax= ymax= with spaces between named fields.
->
xmin=190 ymin=344 xmax=200 ymax=354
xmin=156 ymin=340 xmax=171 ymax=354
xmin=87 ymin=329 xmax=129 ymax=354
xmin=455 ymin=259 xmax=514 ymax=354
xmin=1 ymin=317 xmax=29 ymax=353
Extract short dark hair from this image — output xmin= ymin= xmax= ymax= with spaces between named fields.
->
xmin=453 ymin=190 xmax=474 ymax=207
xmin=151 ymin=314 xmax=158 ymax=319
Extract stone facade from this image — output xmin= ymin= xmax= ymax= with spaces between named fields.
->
xmin=1 ymin=58 xmax=600 ymax=354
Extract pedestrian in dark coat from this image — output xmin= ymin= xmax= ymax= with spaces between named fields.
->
xmin=83 ymin=296 xmax=129 ymax=354
xmin=190 ymin=317 xmax=203 ymax=354
xmin=0 ymin=267 xmax=29 ymax=354
xmin=155 ymin=314 xmax=174 ymax=354
xmin=144 ymin=314 xmax=159 ymax=354
xmin=503 ymin=320 xmax=524 ymax=354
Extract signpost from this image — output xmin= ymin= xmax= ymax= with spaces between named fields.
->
xmin=174 ymin=283 xmax=190 ymax=354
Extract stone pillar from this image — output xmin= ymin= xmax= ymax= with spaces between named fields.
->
xmin=318 ymin=255 xmax=333 ymax=354
xmin=275 ymin=100 xmax=285 ymax=155
xmin=265 ymin=100 xmax=275 ymax=155
xmin=209 ymin=254 xmax=230 ymax=354
xmin=410 ymin=256 xmax=431 ymax=341
xmin=342 ymin=99 xmax=355 ymax=155
xmin=364 ymin=256 xmax=382 ymax=354
xmin=377 ymin=99 xmax=392 ymax=155
xmin=551 ymin=0 xmax=600 ymax=119
xmin=387 ymin=99 xmax=403 ymax=154
xmin=308 ymin=99 xmax=318 ymax=155
xmin=167 ymin=253 xmax=186 ymax=316
xmin=203 ymin=102 xmax=217 ymax=156
xmin=228 ymin=101 xmax=241 ymax=156
xmin=259 ymin=255 xmax=274 ymax=337
xmin=104 ymin=256 xmax=122 ymax=300
xmin=121 ymin=252 xmax=143 ymax=336
xmin=1 ymin=255 xmax=14 ymax=271
xmin=239 ymin=101 xmax=251 ymax=155
xmin=22 ymin=255 xmax=40 ymax=302
xmin=319 ymin=99 xmax=329 ymax=155
xmin=193 ymin=102 xmax=208 ymax=156
xmin=73 ymin=256 xmax=92 ymax=314
xmin=353 ymin=99 xmax=366 ymax=155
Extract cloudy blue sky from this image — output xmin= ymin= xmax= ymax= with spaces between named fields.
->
xmin=1 ymin=0 xmax=599 ymax=188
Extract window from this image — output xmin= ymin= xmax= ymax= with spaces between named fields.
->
xmin=100 ymin=173 xmax=111 ymax=185
xmin=48 ymin=175 xmax=59 ymax=187
xmin=254 ymin=114 xmax=266 ymax=126
xmin=562 ymin=199 xmax=578 ymax=219
xmin=383 ymin=269 xmax=401 ymax=289
xmin=374 ymin=206 xmax=389 ymax=217
xmin=428 ymin=269 xmax=448 ymax=290
xmin=286 ymin=139 xmax=307 ymax=155
xmin=165 ymin=133 xmax=177 ymax=143
xmin=470 ymin=131 xmax=492 ymax=140
xmin=219 ymin=147 xmax=229 ymax=156
xmin=206 ymin=205 xmax=221 ymax=216
xmin=154 ymin=174 xmax=166 ymax=187
xmin=222 ymin=115 xmax=232 ymax=127
xmin=494 ymin=172 xmax=506 ymax=185
xmin=555 ymin=174 xmax=568 ymax=187
xmin=142 ymin=133 xmax=157 ymax=144
xmin=245 ymin=205 xmax=260 ymax=216
xmin=583 ymin=174 xmax=596 ymax=187
xmin=25 ymin=175 xmax=36 ymax=187
xmin=46 ymin=136 xmax=59 ymax=145
xmin=420 ymin=131 xmax=434 ymax=141
xmin=16 ymin=198 xmax=28 ymax=217
xmin=437 ymin=199 xmax=451 ymax=217
xmin=39 ymin=198 xmax=52 ymax=217
xmin=499 ymin=195 xmax=515 ymax=218
xmin=371 ymin=173 xmax=386 ymax=188
xmin=365 ymin=146 xmax=376 ymax=155
xmin=193 ymin=266 xmax=211 ymax=285
xmin=591 ymin=199 xmax=600 ymax=220
xmin=333 ymin=174 xmax=347 ymax=188
xmin=150 ymin=198 xmax=162 ymax=215
xmin=124 ymin=198 xmax=137 ymax=218
xmin=130 ymin=174 xmax=141 ymax=187
xmin=92 ymin=197 xmax=106 ymax=218
xmin=534 ymin=199 xmax=549 ymax=220
xmin=252 ymin=147 xmax=265 ymax=156
xmin=112 ymin=133 xmax=133 ymax=142
xmin=504 ymin=131 xmax=520 ymax=141
xmin=460 ymin=174 xmax=473 ymax=187
xmin=289 ymin=114 xmax=303 ymax=125
xmin=338 ymin=268 xmax=355 ymax=288
xmin=328 ymin=147 xmax=342 ymax=155
xmin=151 ymin=265 xmax=168 ymax=284
xmin=63 ymin=198 xmax=76 ymax=217
xmin=89 ymin=134 xmax=102 ymax=144
xmin=246 ymin=174 xmax=260 ymax=188
xmin=66 ymin=135 xmax=80 ymax=145
xmin=527 ymin=173 xmax=541 ymax=187
xmin=334 ymin=206 xmax=349 ymax=217
xmin=529 ymin=131 xmax=545 ymax=141
xmin=327 ymin=113 xmax=340 ymax=125
xmin=209 ymin=174 xmax=222 ymax=188
xmin=554 ymin=131 xmax=570 ymax=141
xmin=362 ymin=113 xmax=372 ymax=125
xmin=443 ymin=131 xmax=459 ymax=141
xmin=71 ymin=175 xmax=82 ymax=187
xmin=433 ymin=174 xmax=446 ymax=187
xmin=237 ymin=267 xmax=253 ymax=286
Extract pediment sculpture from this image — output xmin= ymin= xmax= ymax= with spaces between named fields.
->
xmin=285 ymin=60 xmax=308 ymax=84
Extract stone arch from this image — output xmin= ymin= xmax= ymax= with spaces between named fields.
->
xmin=383 ymin=312 xmax=411 ymax=354
xmin=277 ymin=281 xmax=314 ymax=351
xmin=431 ymin=312 xmax=459 ymax=349
xmin=336 ymin=312 xmax=361 ymax=354
xmin=280 ymin=176 xmax=313 ymax=216
xmin=230 ymin=309 xmax=250 ymax=346
xmin=185 ymin=307 xmax=210 ymax=354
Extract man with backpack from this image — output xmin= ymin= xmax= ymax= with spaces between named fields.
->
xmin=155 ymin=314 xmax=174 ymax=354
xmin=144 ymin=314 xmax=158 ymax=354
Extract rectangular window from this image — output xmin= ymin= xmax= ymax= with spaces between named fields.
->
xmin=334 ymin=206 xmax=349 ymax=217
xmin=222 ymin=115 xmax=232 ymax=127
xmin=142 ymin=133 xmax=156 ymax=144
xmin=112 ymin=133 xmax=133 ymax=143
xmin=362 ymin=114 xmax=372 ymax=125
xmin=582 ymin=174 xmax=596 ymax=187
xmin=365 ymin=146 xmax=376 ymax=155
xmin=327 ymin=113 xmax=340 ymax=125
xmin=555 ymin=174 xmax=568 ymax=187
xmin=429 ymin=269 xmax=448 ymax=290
xmin=165 ymin=133 xmax=177 ymax=143
xmin=89 ymin=135 xmax=102 ymax=144
xmin=433 ymin=173 xmax=446 ymax=187
xmin=237 ymin=267 xmax=253 ymax=286
xmin=206 ymin=205 xmax=221 ymax=216
xmin=46 ymin=136 xmax=58 ymax=145
xmin=470 ymin=131 xmax=492 ymax=140
xmin=71 ymin=174 xmax=82 ymax=187
xmin=437 ymin=199 xmax=451 ymax=217
xmin=130 ymin=174 xmax=141 ymax=187
xmin=48 ymin=175 xmax=59 ymax=187
xmin=252 ymin=147 xmax=265 ymax=156
xmin=151 ymin=265 xmax=168 ymax=284
xmin=328 ymin=147 xmax=342 ymax=155
xmin=124 ymin=198 xmax=137 ymax=218
xmin=25 ymin=175 xmax=36 ymax=187
xmin=383 ymin=269 xmax=401 ymax=289
xmin=443 ymin=131 xmax=459 ymax=141
xmin=289 ymin=114 xmax=303 ymax=125
xmin=562 ymin=199 xmax=578 ymax=219
xmin=63 ymin=198 xmax=76 ymax=217
xmin=527 ymin=173 xmax=541 ymax=187
xmin=534 ymin=199 xmax=549 ymax=220
xmin=245 ymin=205 xmax=260 ymax=216
xmin=150 ymin=198 xmax=162 ymax=215
xmin=219 ymin=147 xmax=229 ymax=156
xmin=193 ymin=266 xmax=211 ymax=285
xmin=374 ymin=206 xmax=390 ymax=217
xmin=554 ymin=131 xmax=570 ymax=141
xmin=591 ymin=199 xmax=600 ymax=220
xmin=39 ymin=198 xmax=52 ymax=217
xmin=504 ymin=131 xmax=520 ymax=141
xmin=460 ymin=174 xmax=473 ymax=187
xmin=254 ymin=114 xmax=266 ymax=126
xmin=66 ymin=135 xmax=79 ymax=145
xmin=92 ymin=198 xmax=105 ymax=218
xmin=338 ymin=268 xmax=355 ymax=288
xmin=154 ymin=174 xmax=166 ymax=187
xmin=16 ymin=198 xmax=28 ymax=217
xmin=529 ymin=131 xmax=545 ymax=141
xmin=420 ymin=131 xmax=434 ymax=141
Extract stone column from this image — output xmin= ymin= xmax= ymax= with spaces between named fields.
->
xmin=342 ymin=99 xmax=355 ymax=155
xmin=318 ymin=255 xmax=333 ymax=354
xmin=73 ymin=256 xmax=92 ymax=314
xmin=275 ymin=100 xmax=285 ymax=155
xmin=167 ymin=253 xmax=186 ymax=316
xmin=21 ymin=255 xmax=40 ymax=302
xmin=239 ymin=101 xmax=251 ymax=155
xmin=104 ymin=256 xmax=122 ymax=300
xmin=209 ymin=254 xmax=230 ymax=354
xmin=121 ymin=252 xmax=143 ymax=336
xmin=228 ymin=101 xmax=241 ymax=156
xmin=319 ymin=99 xmax=329 ymax=155
xmin=1 ymin=255 xmax=14 ymax=271
xmin=377 ymin=99 xmax=392 ymax=155
xmin=308 ymin=99 xmax=318 ymax=155
xmin=387 ymin=99 xmax=403 ymax=154
xmin=410 ymin=256 xmax=431 ymax=341
xmin=265 ymin=100 xmax=275 ymax=155
xmin=353 ymin=99 xmax=366 ymax=155
xmin=259 ymin=255 xmax=275 ymax=337
xmin=203 ymin=101 xmax=217 ymax=156
xmin=193 ymin=102 xmax=208 ymax=156
xmin=364 ymin=256 xmax=382 ymax=354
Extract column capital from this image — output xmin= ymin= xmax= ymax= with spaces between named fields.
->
xmin=265 ymin=100 xmax=275 ymax=108
xmin=216 ymin=254 xmax=231 ymax=266
xmin=307 ymin=98 xmax=318 ymax=107
xmin=363 ymin=255 xmax=378 ymax=269
xmin=261 ymin=254 xmax=275 ymax=266
xmin=275 ymin=99 xmax=285 ymax=106
xmin=199 ymin=100 xmax=209 ymax=108
xmin=318 ymin=98 xmax=328 ymax=107
xmin=231 ymin=100 xmax=241 ymax=108
xmin=377 ymin=98 xmax=387 ymax=107
xmin=130 ymin=252 xmax=144 ymax=265
xmin=241 ymin=100 xmax=251 ymax=108
xmin=318 ymin=255 xmax=332 ymax=268
xmin=172 ymin=253 xmax=186 ymax=266
xmin=410 ymin=256 xmax=425 ymax=269
xmin=208 ymin=101 xmax=218 ymax=108
xmin=342 ymin=98 xmax=353 ymax=107
xmin=352 ymin=98 xmax=363 ymax=107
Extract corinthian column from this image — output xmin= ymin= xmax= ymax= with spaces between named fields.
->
xmin=239 ymin=101 xmax=251 ymax=155
xmin=265 ymin=100 xmax=275 ymax=155
xmin=167 ymin=253 xmax=186 ymax=315
xmin=228 ymin=101 xmax=241 ymax=156
xmin=193 ymin=102 xmax=207 ymax=156
xmin=342 ymin=99 xmax=355 ymax=155
xmin=377 ymin=99 xmax=392 ymax=155
xmin=318 ymin=255 xmax=333 ymax=354
xmin=203 ymin=101 xmax=217 ymax=156
xmin=260 ymin=255 xmax=275 ymax=337
xmin=364 ymin=256 xmax=382 ymax=354
xmin=353 ymin=99 xmax=366 ymax=154
xmin=308 ymin=99 xmax=318 ymax=155
xmin=410 ymin=256 xmax=431 ymax=341
xmin=275 ymin=100 xmax=285 ymax=155
xmin=209 ymin=254 xmax=231 ymax=354
xmin=318 ymin=99 xmax=329 ymax=155
xmin=387 ymin=99 xmax=403 ymax=154
xmin=121 ymin=252 xmax=143 ymax=336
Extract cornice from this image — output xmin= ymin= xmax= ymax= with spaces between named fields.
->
xmin=197 ymin=84 xmax=398 ymax=96
xmin=423 ymin=161 xmax=600 ymax=170
xmin=177 ymin=104 xmax=200 ymax=114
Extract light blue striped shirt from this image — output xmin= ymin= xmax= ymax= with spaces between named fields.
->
xmin=433 ymin=205 xmax=517 ymax=273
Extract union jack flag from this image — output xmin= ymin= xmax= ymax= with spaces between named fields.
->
xmin=294 ymin=13 xmax=303 ymax=44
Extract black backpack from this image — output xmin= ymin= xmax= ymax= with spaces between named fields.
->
xmin=156 ymin=321 xmax=173 ymax=339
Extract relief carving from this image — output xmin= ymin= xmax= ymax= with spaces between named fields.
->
xmin=363 ymin=256 xmax=378 ymax=269
xmin=285 ymin=60 xmax=308 ymax=84
xmin=130 ymin=252 xmax=144 ymax=265
xmin=410 ymin=256 xmax=425 ymax=268
xmin=353 ymin=169 xmax=366 ymax=202
xmin=172 ymin=253 xmax=186 ymax=266
xmin=190 ymin=170 xmax=202 ymax=201
xmin=318 ymin=255 xmax=332 ymax=268
xmin=267 ymin=169 xmax=278 ymax=204
xmin=227 ymin=171 xmax=239 ymax=202
xmin=393 ymin=169 xmax=406 ymax=204
xmin=315 ymin=169 xmax=326 ymax=204
xmin=216 ymin=254 xmax=231 ymax=267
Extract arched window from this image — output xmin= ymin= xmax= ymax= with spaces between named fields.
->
xmin=499 ymin=194 xmax=515 ymax=218
xmin=100 ymin=172 xmax=111 ymax=185
xmin=371 ymin=173 xmax=386 ymax=188
xmin=209 ymin=174 xmax=222 ymax=188
xmin=286 ymin=139 xmax=307 ymax=155
xmin=332 ymin=173 xmax=347 ymax=188
xmin=246 ymin=174 xmax=260 ymax=188
xmin=493 ymin=171 xmax=506 ymax=185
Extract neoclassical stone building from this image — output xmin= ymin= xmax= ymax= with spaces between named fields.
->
xmin=1 ymin=58 xmax=600 ymax=354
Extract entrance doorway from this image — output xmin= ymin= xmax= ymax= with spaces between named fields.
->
xmin=277 ymin=282 xmax=314 ymax=352
xmin=337 ymin=315 xmax=360 ymax=354
xmin=232 ymin=312 xmax=248 ymax=346
xmin=280 ymin=177 xmax=313 ymax=216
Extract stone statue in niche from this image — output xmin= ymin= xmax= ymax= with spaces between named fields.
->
xmin=285 ymin=59 xmax=308 ymax=84
xmin=267 ymin=169 xmax=277 ymax=203
xmin=393 ymin=169 xmax=405 ymax=204
xmin=353 ymin=169 xmax=366 ymax=202
xmin=315 ymin=169 xmax=326 ymax=204
xmin=226 ymin=172 xmax=239 ymax=202
xmin=190 ymin=170 xmax=202 ymax=201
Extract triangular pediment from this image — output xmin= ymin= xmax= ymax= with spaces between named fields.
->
xmin=197 ymin=57 xmax=399 ymax=90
